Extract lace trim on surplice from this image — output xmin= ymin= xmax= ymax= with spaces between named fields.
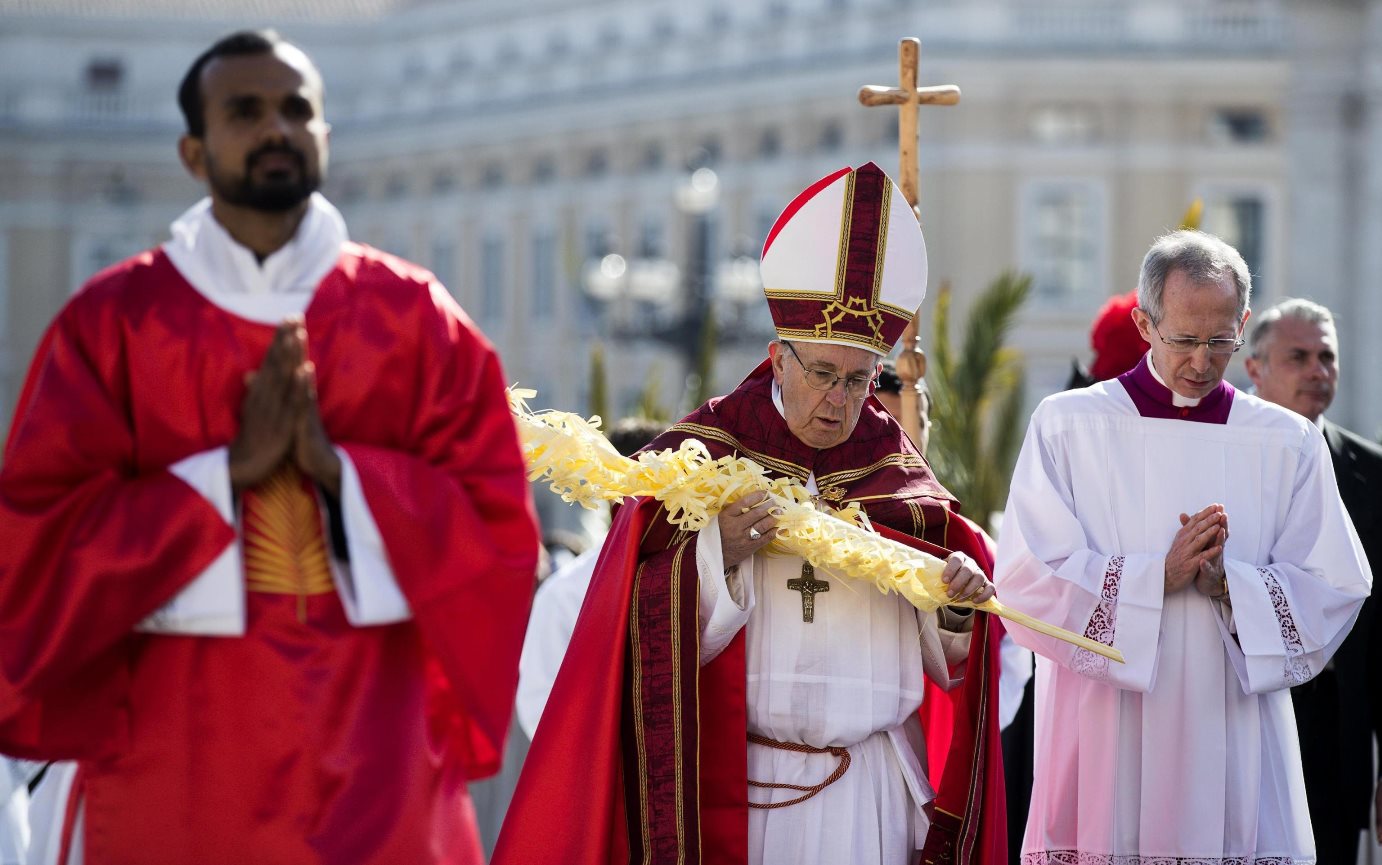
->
xmin=1023 ymin=852 xmax=1304 ymax=865
xmin=1071 ymin=555 xmax=1125 ymax=680
xmin=1256 ymin=567 xmax=1312 ymax=686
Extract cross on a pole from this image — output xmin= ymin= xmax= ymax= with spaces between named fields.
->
xmin=857 ymin=37 xmax=958 ymax=446
xmin=857 ymin=37 xmax=959 ymax=218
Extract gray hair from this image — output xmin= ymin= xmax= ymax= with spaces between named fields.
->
xmin=1249 ymin=298 xmax=1336 ymax=358
xmin=1137 ymin=230 xmax=1252 ymax=323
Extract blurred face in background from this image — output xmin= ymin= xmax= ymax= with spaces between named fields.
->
xmin=1246 ymin=317 xmax=1338 ymax=423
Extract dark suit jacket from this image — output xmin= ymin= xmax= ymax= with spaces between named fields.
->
xmin=1291 ymin=419 xmax=1382 ymax=832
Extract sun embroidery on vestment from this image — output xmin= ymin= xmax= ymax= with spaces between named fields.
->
xmin=1257 ymin=567 xmax=1311 ymax=685
xmin=1072 ymin=555 xmax=1124 ymax=679
xmin=243 ymin=464 xmax=333 ymax=620
xmin=814 ymin=295 xmax=888 ymax=352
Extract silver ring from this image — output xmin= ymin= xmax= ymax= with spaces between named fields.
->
xmin=748 ymin=527 xmax=762 ymax=540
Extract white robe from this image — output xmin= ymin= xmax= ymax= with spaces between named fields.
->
xmin=995 ymin=374 xmax=1372 ymax=864
xmin=694 ymin=451 xmax=972 ymax=865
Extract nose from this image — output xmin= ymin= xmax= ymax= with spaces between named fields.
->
xmin=1187 ymin=344 xmax=1213 ymax=372
xmin=261 ymin=111 xmax=293 ymax=143
xmin=824 ymin=381 xmax=849 ymax=406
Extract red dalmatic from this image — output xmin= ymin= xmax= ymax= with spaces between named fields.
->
xmin=0 ymin=246 xmax=538 ymax=864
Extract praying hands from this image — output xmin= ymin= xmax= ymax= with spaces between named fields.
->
xmin=1164 ymin=504 xmax=1230 ymax=598
xmin=228 ymin=315 xmax=341 ymax=496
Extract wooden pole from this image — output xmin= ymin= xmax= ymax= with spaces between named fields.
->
xmin=857 ymin=38 xmax=958 ymax=450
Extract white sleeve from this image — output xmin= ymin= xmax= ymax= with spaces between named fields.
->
xmin=994 ymin=406 xmax=1166 ymax=692
xmin=327 ymin=447 xmax=411 ymax=627
xmin=136 ymin=447 xmax=245 ymax=636
xmin=695 ymin=517 xmax=755 ymax=665
xmin=516 ymin=551 xmax=598 ymax=739
xmin=997 ymin=631 xmax=1035 ymax=730
xmin=1216 ymin=426 xmax=1372 ymax=694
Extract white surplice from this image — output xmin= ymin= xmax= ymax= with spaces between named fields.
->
xmin=995 ymin=374 xmax=1372 ymax=864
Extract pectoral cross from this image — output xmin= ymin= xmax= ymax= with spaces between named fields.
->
xmin=787 ymin=562 xmax=830 ymax=623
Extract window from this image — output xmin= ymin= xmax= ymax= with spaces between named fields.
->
xmin=85 ymin=59 xmax=124 ymax=91
xmin=532 ymin=230 xmax=557 ymax=320
xmin=641 ymin=143 xmax=665 ymax=172
xmin=758 ymin=128 xmax=781 ymax=159
xmin=585 ymin=222 xmax=613 ymax=258
xmin=1203 ymin=193 xmax=1267 ymax=291
xmin=532 ymin=157 xmax=557 ymax=184
xmin=1029 ymin=104 xmax=1101 ymax=145
xmin=1019 ymin=179 xmax=1106 ymax=304
xmin=817 ymin=121 xmax=844 ymax=152
xmin=384 ymin=173 xmax=409 ymax=199
xmin=482 ymin=163 xmax=506 ymax=189
xmin=638 ymin=218 xmax=666 ymax=258
xmin=430 ymin=171 xmax=457 ymax=195
xmin=430 ymin=240 xmax=456 ymax=294
xmin=698 ymin=137 xmax=723 ymax=165
xmin=584 ymin=150 xmax=609 ymax=178
xmin=481 ymin=236 xmax=506 ymax=323
xmin=1208 ymin=108 xmax=1270 ymax=144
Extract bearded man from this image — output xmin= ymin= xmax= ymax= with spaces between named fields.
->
xmin=0 ymin=30 xmax=537 ymax=865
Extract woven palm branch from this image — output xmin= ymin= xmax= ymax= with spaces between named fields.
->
xmin=509 ymin=387 xmax=1122 ymax=663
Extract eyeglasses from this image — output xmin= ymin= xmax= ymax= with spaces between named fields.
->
xmin=782 ymin=341 xmax=877 ymax=397
xmin=1151 ymin=322 xmax=1245 ymax=356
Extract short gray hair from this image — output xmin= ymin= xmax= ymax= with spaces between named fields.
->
xmin=1137 ymin=230 xmax=1252 ymax=324
xmin=1249 ymin=298 xmax=1336 ymax=358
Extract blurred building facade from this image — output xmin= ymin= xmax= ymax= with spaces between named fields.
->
xmin=3 ymin=0 xmax=1382 ymax=445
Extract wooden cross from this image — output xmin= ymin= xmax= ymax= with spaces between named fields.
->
xmin=787 ymin=562 xmax=830 ymax=623
xmin=857 ymin=37 xmax=958 ymax=449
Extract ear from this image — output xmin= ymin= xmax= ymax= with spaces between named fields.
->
xmin=178 ymin=134 xmax=207 ymax=182
xmin=1131 ymin=307 xmax=1155 ymax=343
xmin=1244 ymin=353 xmax=1264 ymax=389
xmin=768 ymin=342 xmax=787 ymax=384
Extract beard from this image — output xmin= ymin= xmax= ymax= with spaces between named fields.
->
xmin=206 ymin=143 xmax=321 ymax=213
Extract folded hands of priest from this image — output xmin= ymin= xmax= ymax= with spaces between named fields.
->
xmin=228 ymin=315 xmax=342 ymax=497
xmin=1163 ymin=503 xmax=1230 ymax=598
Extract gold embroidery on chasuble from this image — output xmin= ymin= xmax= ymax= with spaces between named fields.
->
xmin=243 ymin=464 xmax=333 ymax=619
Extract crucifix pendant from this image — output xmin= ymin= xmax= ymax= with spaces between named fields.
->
xmin=787 ymin=561 xmax=830 ymax=623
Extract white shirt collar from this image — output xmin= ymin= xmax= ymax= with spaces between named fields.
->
xmin=162 ymin=193 xmax=349 ymax=323
xmin=1146 ymin=353 xmax=1203 ymax=408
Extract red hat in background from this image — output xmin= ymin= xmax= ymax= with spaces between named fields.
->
xmin=1089 ymin=290 xmax=1150 ymax=381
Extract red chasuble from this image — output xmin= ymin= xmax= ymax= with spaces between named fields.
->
xmin=493 ymin=361 xmax=1005 ymax=865
xmin=0 ymin=246 xmax=538 ymax=864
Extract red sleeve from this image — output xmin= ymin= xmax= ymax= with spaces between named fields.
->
xmin=340 ymin=285 xmax=538 ymax=780
xmin=889 ymin=515 xmax=1008 ymax=865
xmin=0 ymin=300 xmax=235 ymax=760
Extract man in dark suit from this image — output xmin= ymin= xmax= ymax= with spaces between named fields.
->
xmin=1247 ymin=298 xmax=1382 ymax=863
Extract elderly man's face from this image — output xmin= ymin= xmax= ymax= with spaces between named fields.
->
xmin=770 ymin=341 xmax=880 ymax=449
xmin=1133 ymin=268 xmax=1247 ymax=401
xmin=1246 ymin=317 xmax=1338 ymax=422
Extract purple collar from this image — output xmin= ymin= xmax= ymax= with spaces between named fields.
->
xmin=1117 ymin=354 xmax=1234 ymax=424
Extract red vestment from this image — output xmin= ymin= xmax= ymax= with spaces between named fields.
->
xmin=492 ymin=362 xmax=1004 ymax=865
xmin=0 ymin=247 xmax=538 ymax=864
